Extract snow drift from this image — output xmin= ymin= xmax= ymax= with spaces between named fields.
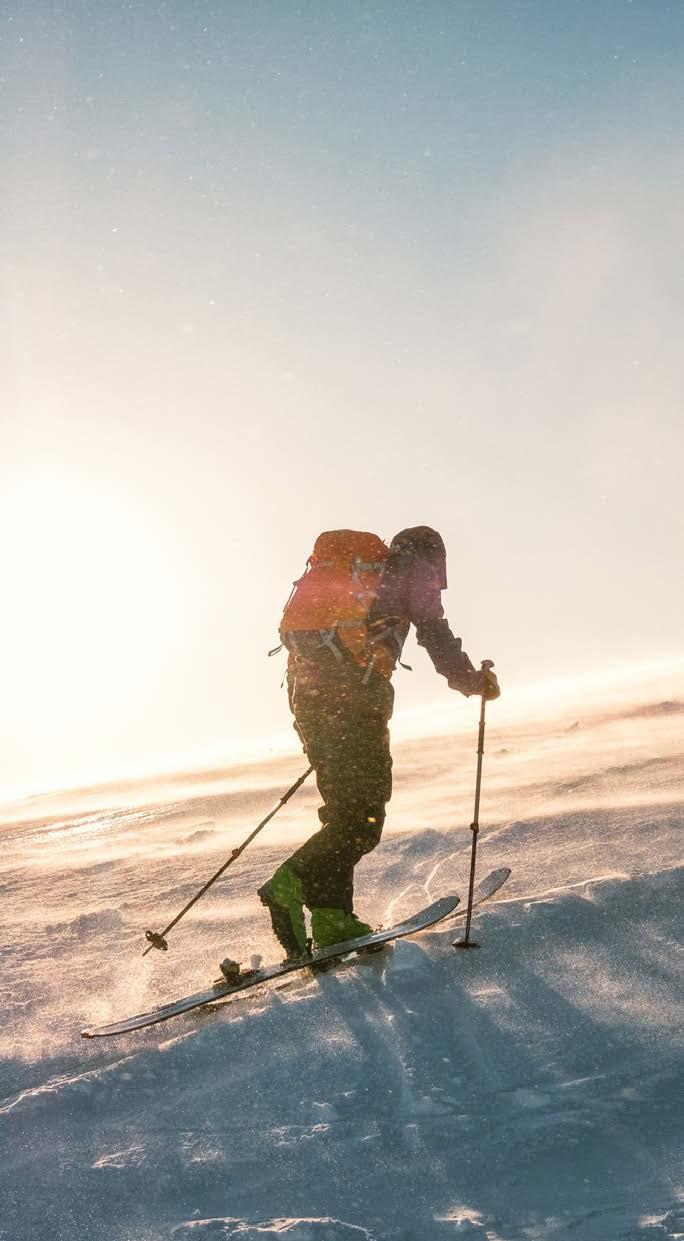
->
xmin=1 ymin=676 xmax=682 ymax=1240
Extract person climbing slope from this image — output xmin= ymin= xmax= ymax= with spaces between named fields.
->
xmin=259 ymin=526 xmax=499 ymax=959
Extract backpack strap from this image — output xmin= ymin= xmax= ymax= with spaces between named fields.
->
xmin=316 ymin=627 xmax=345 ymax=663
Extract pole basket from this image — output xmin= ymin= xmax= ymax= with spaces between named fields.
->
xmin=145 ymin=930 xmax=169 ymax=952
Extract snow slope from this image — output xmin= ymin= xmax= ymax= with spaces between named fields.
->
xmin=1 ymin=682 xmax=682 ymax=1240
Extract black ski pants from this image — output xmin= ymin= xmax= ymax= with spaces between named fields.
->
xmin=285 ymin=673 xmax=394 ymax=912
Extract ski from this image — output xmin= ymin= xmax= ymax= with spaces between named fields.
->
xmin=450 ymin=865 xmax=510 ymax=918
xmin=81 ymin=867 xmax=511 ymax=1039
xmin=81 ymin=895 xmax=458 ymax=1038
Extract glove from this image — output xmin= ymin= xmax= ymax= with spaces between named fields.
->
xmin=480 ymin=667 xmax=500 ymax=700
xmin=449 ymin=667 xmax=500 ymax=700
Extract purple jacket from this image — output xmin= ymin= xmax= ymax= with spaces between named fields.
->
xmin=369 ymin=557 xmax=477 ymax=693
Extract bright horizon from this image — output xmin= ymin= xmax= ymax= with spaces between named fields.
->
xmin=3 ymin=2 xmax=683 ymax=802
xmin=2 ymin=654 xmax=682 ymax=827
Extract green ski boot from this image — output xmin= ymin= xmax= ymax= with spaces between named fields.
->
xmin=257 ymin=863 xmax=308 ymax=960
xmin=311 ymin=908 xmax=374 ymax=950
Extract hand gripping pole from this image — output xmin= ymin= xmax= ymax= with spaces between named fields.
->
xmin=142 ymin=765 xmax=314 ymax=956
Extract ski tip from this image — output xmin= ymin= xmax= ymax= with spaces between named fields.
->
xmin=496 ymin=869 xmax=511 ymax=887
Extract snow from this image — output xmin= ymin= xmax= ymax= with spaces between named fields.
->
xmin=1 ymin=675 xmax=682 ymax=1240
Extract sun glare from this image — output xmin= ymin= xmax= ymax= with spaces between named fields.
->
xmin=1 ymin=468 xmax=173 ymax=788
xmin=391 ymin=654 xmax=684 ymax=742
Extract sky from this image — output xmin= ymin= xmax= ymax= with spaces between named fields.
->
xmin=2 ymin=1 xmax=683 ymax=800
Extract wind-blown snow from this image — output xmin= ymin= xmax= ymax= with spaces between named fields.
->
xmin=1 ymin=671 xmax=682 ymax=1240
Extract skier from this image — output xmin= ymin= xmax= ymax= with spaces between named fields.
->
xmin=258 ymin=526 xmax=500 ymax=959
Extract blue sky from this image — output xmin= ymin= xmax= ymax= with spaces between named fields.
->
xmin=2 ymin=2 xmax=683 ymax=796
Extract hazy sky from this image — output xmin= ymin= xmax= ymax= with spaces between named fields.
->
xmin=2 ymin=2 xmax=683 ymax=799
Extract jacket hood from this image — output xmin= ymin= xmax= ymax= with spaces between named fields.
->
xmin=388 ymin=526 xmax=447 ymax=589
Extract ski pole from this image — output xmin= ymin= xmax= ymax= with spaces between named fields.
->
xmin=142 ymin=764 xmax=314 ymax=956
xmin=454 ymin=660 xmax=494 ymax=951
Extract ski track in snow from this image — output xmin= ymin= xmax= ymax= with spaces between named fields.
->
xmin=1 ymin=701 xmax=683 ymax=1241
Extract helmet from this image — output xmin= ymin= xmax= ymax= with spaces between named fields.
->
xmin=388 ymin=526 xmax=447 ymax=589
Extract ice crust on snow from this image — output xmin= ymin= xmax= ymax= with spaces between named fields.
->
xmin=173 ymin=1220 xmax=377 ymax=1238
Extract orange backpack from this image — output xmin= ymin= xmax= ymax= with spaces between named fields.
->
xmin=279 ymin=530 xmax=390 ymax=671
